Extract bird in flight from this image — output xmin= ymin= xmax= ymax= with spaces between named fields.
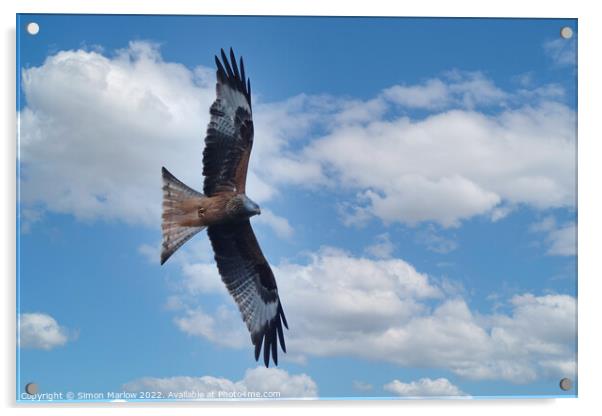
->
xmin=160 ymin=48 xmax=288 ymax=367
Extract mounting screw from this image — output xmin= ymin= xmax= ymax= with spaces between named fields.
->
xmin=560 ymin=26 xmax=573 ymax=39
xmin=26 ymin=22 xmax=40 ymax=36
xmin=559 ymin=378 xmax=572 ymax=391
xmin=25 ymin=383 xmax=38 ymax=395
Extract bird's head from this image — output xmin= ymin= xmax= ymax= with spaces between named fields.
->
xmin=242 ymin=195 xmax=261 ymax=218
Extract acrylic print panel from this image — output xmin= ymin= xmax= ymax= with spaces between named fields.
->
xmin=16 ymin=14 xmax=577 ymax=402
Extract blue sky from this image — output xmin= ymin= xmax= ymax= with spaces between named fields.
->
xmin=17 ymin=14 xmax=577 ymax=400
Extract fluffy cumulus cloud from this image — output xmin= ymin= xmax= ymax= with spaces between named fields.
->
xmin=384 ymin=377 xmax=467 ymax=397
xmin=254 ymin=208 xmax=294 ymax=239
xmin=173 ymin=305 xmax=248 ymax=349
xmin=166 ymin=247 xmax=576 ymax=383
xmin=20 ymin=42 xmax=575 ymax=232
xmin=382 ymin=70 xmax=508 ymax=110
xmin=123 ymin=367 xmax=318 ymax=399
xmin=305 ymin=101 xmax=575 ymax=227
xmin=18 ymin=313 xmax=72 ymax=350
xmin=20 ymin=42 xmax=211 ymax=226
xmin=530 ymin=216 xmax=577 ymax=256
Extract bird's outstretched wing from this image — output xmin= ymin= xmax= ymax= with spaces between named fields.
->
xmin=207 ymin=220 xmax=288 ymax=367
xmin=203 ymin=48 xmax=254 ymax=196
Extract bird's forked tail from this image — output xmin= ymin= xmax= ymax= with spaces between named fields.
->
xmin=161 ymin=167 xmax=206 ymax=265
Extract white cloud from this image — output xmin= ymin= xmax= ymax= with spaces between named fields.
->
xmin=530 ymin=215 xmax=557 ymax=233
xmin=305 ymin=101 xmax=575 ymax=227
xmin=383 ymin=78 xmax=450 ymax=109
xmin=123 ymin=367 xmax=318 ymax=399
xmin=138 ymin=238 xmax=227 ymax=295
xmin=530 ymin=216 xmax=576 ymax=256
xmin=539 ymin=359 xmax=577 ymax=378
xmin=179 ymin=262 xmax=225 ymax=295
xmin=19 ymin=207 xmax=44 ymax=233
xmin=254 ymin=209 xmax=294 ymax=239
xmin=383 ymin=71 xmax=507 ymax=110
xmin=238 ymin=366 xmax=318 ymax=398
xmin=20 ymin=42 xmax=212 ymax=226
xmin=362 ymin=175 xmax=500 ymax=228
xmin=337 ymin=199 xmax=373 ymax=228
xmin=547 ymin=223 xmax=577 ymax=256
xmin=364 ymin=233 xmax=394 ymax=258
xmin=273 ymin=249 xmax=444 ymax=359
xmin=334 ymin=97 xmax=388 ymax=125
xmin=170 ymin=248 xmax=576 ymax=383
xmin=492 ymin=293 xmax=577 ymax=356
xmin=490 ymin=204 xmax=515 ymax=222
xmin=544 ymin=37 xmax=577 ymax=67
xmin=18 ymin=313 xmax=71 ymax=350
xmin=173 ymin=305 xmax=248 ymax=349
xmin=384 ymin=377 xmax=467 ymax=397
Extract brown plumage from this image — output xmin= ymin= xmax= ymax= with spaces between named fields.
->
xmin=160 ymin=48 xmax=287 ymax=367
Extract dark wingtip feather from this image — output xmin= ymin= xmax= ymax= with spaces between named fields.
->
xmin=220 ymin=48 xmax=234 ymax=79
xmin=247 ymin=78 xmax=252 ymax=110
xmin=229 ymin=48 xmax=240 ymax=80
xmin=271 ymin=323 xmax=278 ymax=366
xmin=162 ymin=166 xmax=174 ymax=180
xmin=263 ymin=326 xmax=271 ymax=367
xmin=240 ymin=57 xmax=246 ymax=90
xmin=277 ymin=319 xmax=286 ymax=353
xmin=254 ymin=333 xmax=262 ymax=361
xmin=214 ymin=55 xmax=226 ymax=80
xmin=279 ymin=303 xmax=289 ymax=330
xmin=214 ymin=48 xmax=251 ymax=108
xmin=219 ymin=48 xmax=227 ymax=68
xmin=252 ymin=305 xmax=288 ymax=367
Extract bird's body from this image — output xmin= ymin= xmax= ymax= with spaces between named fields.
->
xmin=160 ymin=48 xmax=287 ymax=367
xmin=162 ymin=186 xmax=255 ymax=230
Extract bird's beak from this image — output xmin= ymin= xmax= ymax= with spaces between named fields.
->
xmin=256 ymin=208 xmax=261 ymax=215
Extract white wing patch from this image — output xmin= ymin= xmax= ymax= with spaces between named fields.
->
xmin=230 ymin=270 xmax=279 ymax=335
xmin=217 ymin=82 xmax=251 ymax=114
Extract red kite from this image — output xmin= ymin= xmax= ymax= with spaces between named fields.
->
xmin=160 ymin=48 xmax=287 ymax=367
